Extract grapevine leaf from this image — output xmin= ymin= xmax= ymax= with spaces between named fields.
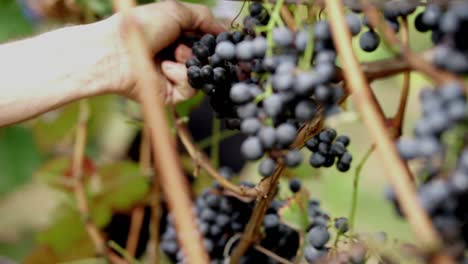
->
xmin=278 ymin=190 xmax=310 ymax=232
xmin=0 ymin=126 xmax=43 ymax=196
xmin=94 ymin=161 xmax=149 ymax=210
xmin=31 ymin=103 xmax=79 ymax=151
xmin=36 ymin=206 xmax=86 ymax=253
xmin=34 ymin=157 xmax=95 ymax=192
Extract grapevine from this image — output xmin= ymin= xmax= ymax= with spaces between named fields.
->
xmin=7 ymin=0 xmax=468 ymax=264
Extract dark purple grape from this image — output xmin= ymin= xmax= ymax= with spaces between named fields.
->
xmin=241 ymin=136 xmax=264 ymax=160
xmin=307 ymin=225 xmax=330 ymax=248
xmin=259 ymin=157 xmax=276 ymax=177
xmin=275 ymin=123 xmax=297 ymax=147
xmin=215 ymin=41 xmax=236 ymax=60
xmin=289 ymin=178 xmax=302 ymax=193
xmin=285 ymin=150 xmax=302 ymax=167
xmin=359 ymin=30 xmax=380 ymax=52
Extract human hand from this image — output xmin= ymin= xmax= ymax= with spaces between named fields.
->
xmin=105 ymin=1 xmax=226 ymax=103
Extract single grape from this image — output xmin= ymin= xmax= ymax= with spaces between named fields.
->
xmin=241 ymin=136 xmax=264 ymax=160
xmin=289 ymin=178 xmax=302 ymax=193
xmin=308 ymin=225 xmax=330 ymax=248
xmin=359 ymin=30 xmax=380 ymax=52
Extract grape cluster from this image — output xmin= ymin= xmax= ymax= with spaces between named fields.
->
xmin=302 ymin=189 xmax=355 ymax=263
xmin=160 ymin=186 xmax=256 ymax=263
xmin=347 ymin=0 xmax=419 ymax=52
xmin=414 ymin=2 xmax=468 ymax=73
xmin=186 ymin=3 xmax=360 ymax=177
xmin=392 ymin=83 xmax=468 ymax=260
xmin=305 ymin=128 xmax=352 ymax=172
xmin=161 ymin=175 xmax=352 ymax=263
xmin=397 ymin=82 xmax=466 ymax=162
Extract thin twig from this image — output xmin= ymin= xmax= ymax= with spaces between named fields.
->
xmin=72 ymin=102 xmax=105 ymax=255
xmin=125 ymin=128 xmax=151 ymax=258
xmin=254 ymin=244 xmax=294 ymax=264
xmin=111 ymin=1 xmax=209 ymax=263
xmin=391 ymin=17 xmax=410 ymax=137
xmin=175 ymin=118 xmax=259 ymax=199
xmin=326 ymin=0 xmax=441 ymax=249
xmin=126 ymin=206 xmax=145 ymax=257
xmin=280 ymin=6 xmax=297 ymax=31
xmin=349 ymin=145 xmax=375 ymax=235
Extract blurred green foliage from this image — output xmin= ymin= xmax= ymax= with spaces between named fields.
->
xmin=0 ymin=1 xmax=33 ymax=42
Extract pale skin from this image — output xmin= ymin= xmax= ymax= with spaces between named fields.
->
xmin=0 ymin=1 xmax=225 ymax=127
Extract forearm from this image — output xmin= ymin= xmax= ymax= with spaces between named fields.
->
xmin=0 ymin=18 xmax=122 ymax=126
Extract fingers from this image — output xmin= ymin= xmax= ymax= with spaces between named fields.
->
xmin=161 ymin=60 xmax=196 ymax=104
xmin=128 ymin=1 xmax=225 ymax=53
xmin=174 ymin=44 xmax=192 ymax=63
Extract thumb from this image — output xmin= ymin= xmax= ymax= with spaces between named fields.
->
xmin=161 ymin=60 xmax=197 ymax=104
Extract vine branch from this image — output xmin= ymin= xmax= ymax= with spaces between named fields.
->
xmin=175 ymin=118 xmax=259 ymax=199
xmin=72 ymin=101 xmax=126 ymax=263
xmin=111 ymin=1 xmax=209 ymax=263
xmin=326 ymin=0 xmax=441 ymax=249
xmin=229 ymin=164 xmax=286 ymax=263
xmin=391 ymin=17 xmax=411 ymax=137
xmin=229 ymin=106 xmax=328 ymax=263
xmin=72 ymin=102 xmax=105 ymax=254
xmin=126 ymin=127 xmax=152 ymax=258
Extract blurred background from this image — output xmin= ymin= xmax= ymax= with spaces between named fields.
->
xmin=0 ymin=0 xmax=435 ymax=263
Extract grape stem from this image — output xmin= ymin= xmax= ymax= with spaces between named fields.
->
xmin=326 ymin=0 xmax=442 ymax=250
xmin=348 ymin=145 xmax=375 ymax=235
xmin=266 ymin=0 xmax=285 ymax=57
xmin=111 ymin=1 xmax=210 ymax=263
xmin=197 ymin=129 xmax=239 ymax=149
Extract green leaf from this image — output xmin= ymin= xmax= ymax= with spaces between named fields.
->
xmin=90 ymin=202 xmax=113 ymax=228
xmin=175 ymin=92 xmax=205 ymax=117
xmin=34 ymin=157 xmax=72 ymax=191
xmin=0 ymin=126 xmax=43 ymax=196
xmin=95 ymin=161 xmax=149 ymax=210
xmin=32 ymin=103 xmax=79 ymax=151
xmin=278 ymin=190 xmax=310 ymax=232
xmin=0 ymin=1 xmax=33 ymax=42
xmin=34 ymin=157 xmax=95 ymax=192
xmin=37 ymin=206 xmax=86 ymax=253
